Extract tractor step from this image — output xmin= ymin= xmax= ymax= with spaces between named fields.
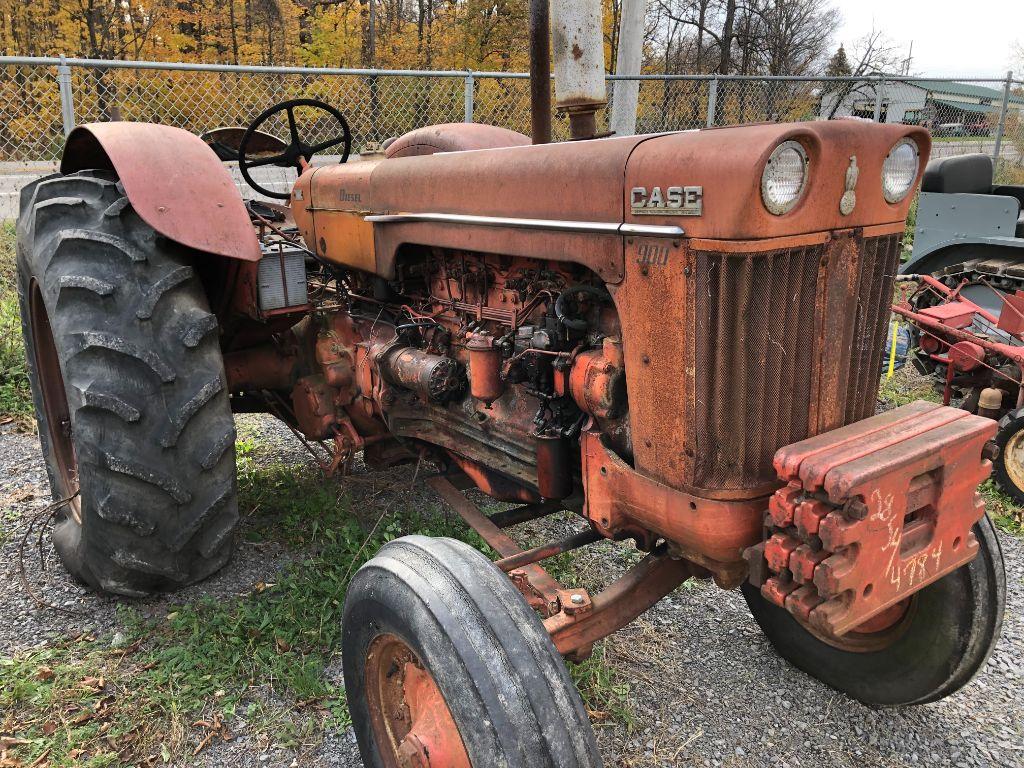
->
xmin=745 ymin=400 xmax=996 ymax=636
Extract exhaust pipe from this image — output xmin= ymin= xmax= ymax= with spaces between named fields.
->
xmin=529 ymin=0 xmax=607 ymax=143
xmin=529 ymin=0 xmax=552 ymax=144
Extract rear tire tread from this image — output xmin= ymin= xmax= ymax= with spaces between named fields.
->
xmin=17 ymin=170 xmax=239 ymax=596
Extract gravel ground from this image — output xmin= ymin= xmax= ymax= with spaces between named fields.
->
xmin=2 ymin=416 xmax=1023 ymax=768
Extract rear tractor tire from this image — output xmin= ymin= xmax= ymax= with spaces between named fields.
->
xmin=992 ymin=409 xmax=1024 ymax=505
xmin=342 ymin=535 xmax=602 ymax=768
xmin=742 ymin=515 xmax=1005 ymax=706
xmin=16 ymin=170 xmax=239 ymax=596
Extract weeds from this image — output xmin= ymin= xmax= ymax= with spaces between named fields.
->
xmin=0 ymin=440 xmax=635 ymax=765
xmin=0 ymin=222 xmax=33 ymax=429
xmin=902 ymin=194 xmax=918 ymax=259
xmin=876 ymin=365 xmax=941 ymax=409
xmin=980 ymin=480 xmax=1024 ymax=536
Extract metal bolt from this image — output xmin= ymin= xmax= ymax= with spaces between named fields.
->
xmin=683 ymin=266 xmax=691 ymax=276
xmin=570 ymin=594 xmax=584 ymax=605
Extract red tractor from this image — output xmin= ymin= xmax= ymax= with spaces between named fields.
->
xmin=15 ymin=14 xmax=1005 ymax=768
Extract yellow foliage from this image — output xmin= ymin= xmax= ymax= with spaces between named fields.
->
xmin=0 ymin=0 xmax=536 ymax=71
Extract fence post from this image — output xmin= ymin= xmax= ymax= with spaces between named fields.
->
xmin=872 ymin=75 xmax=884 ymax=122
xmin=993 ymin=70 xmax=1013 ymax=163
xmin=706 ymin=77 xmax=718 ymax=127
xmin=57 ymin=55 xmax=76 ymax=136
xmin=464 ymin=72 xmax=474 ymax=123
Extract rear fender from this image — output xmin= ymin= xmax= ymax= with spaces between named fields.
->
xmin=61 ymin=123 xmax=261 ymax=262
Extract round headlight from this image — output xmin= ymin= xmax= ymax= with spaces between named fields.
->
xmin=882 ymin=138 xmax=920 ymax=203
xmin=761 ymin=140 xmax=809 ymax=215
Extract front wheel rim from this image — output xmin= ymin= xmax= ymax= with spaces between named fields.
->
xmin=29 ymin=280 xmax=81 ymax=524
xmin=364 ymin=633 xmax=471 ymax=768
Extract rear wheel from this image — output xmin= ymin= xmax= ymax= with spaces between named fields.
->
xmin=16 ymin=171 xmax=239 ymax=596
xmin=742 ymin=515 xmax=1005 ymax=706
xmin=342 ymin=535 xmax=602 ymax=768
xmin=993 ymin=409 xmax=1024 ymax=504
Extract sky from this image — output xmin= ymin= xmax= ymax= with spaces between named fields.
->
xmin=835 ymin=0 xmax=1019 ymax=78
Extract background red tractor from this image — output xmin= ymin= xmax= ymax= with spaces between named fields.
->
xmin=15 ymin=6 xmax=1005 ymax=766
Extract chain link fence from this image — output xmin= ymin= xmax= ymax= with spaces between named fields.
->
xmin=1 ymin=57 xmax=1021 ymax=182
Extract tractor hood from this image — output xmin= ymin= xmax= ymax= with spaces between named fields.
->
xmin=292 ymin=120 xmax=928 ymax=283
xmin=363 ymin=120 xmax=928 ymax=235
xmin=624 ymin=120 xmax=930 ymax=239
xmin=369 ymin=132 xmax=649 ymax=224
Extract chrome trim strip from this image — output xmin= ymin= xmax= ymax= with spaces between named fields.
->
xmin=365 ymin=212 xmax=684 ymax=237
xmin=619 ymin=223 xmax=686 ymax=236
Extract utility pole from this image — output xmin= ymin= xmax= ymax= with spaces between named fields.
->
xmin=610 ymin=0 xmax=645 ymax=136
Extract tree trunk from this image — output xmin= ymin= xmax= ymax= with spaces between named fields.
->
xmin=717 ymin=0 xmax=736 ymax=75
xmin=229 ymin=0 xmax=239 ymax=64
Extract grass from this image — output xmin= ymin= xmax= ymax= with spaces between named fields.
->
xmin=0 ymin=221 xmax=34 ymax=429
xmin=876 ymin=363 xmax=941 ymax=409
xmin=0 ymin=437 xmax=634 ymax=766
xmin=980 ymin=480 xmax=1024 ymax=536
xmin=995 ymin=162 xmax=1024 ymax=186
xmin=902 ymin=194 xmax=918 ymax=258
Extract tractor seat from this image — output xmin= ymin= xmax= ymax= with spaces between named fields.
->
xmin=922 ymin=153 xmax=1024 ymax=237
xmin=384 ymin=123 xmax=530 ymax=159
xmin=921 ymin=153 xmax=994 ymax=194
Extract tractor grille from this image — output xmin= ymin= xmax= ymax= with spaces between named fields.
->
xmin=684 ymin=232 xmax=903 ymax=493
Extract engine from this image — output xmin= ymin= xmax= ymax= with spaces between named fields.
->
xmin=294 ymin=248 xmax=627 ymax=504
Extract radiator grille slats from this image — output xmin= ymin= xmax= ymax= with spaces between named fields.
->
xmin=685 ymin=234 xmax=902 ymax=493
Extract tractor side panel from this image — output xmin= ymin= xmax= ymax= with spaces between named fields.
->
xmin=293 ymin=160 xmax=380 ymax=274
xmin=60 ymin=123 xmax=260 ymax=262
xmin=367 ymin=134 xmax=649 ymax=281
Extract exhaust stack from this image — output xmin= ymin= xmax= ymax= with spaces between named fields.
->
xmin=530 ymin=0 xmax=607 ymax=142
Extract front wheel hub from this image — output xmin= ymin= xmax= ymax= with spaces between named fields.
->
xmin=365 ymin=634 xmax=471 ymax=768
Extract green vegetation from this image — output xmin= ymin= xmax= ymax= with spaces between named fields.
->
xmin=902 ymin=194 xmax=918 ymax=258
xmin=0 ymin=436 xmax=633 ymax=765
xmin=876 ymin=365 xmax=941 ymax=409
xmin=980 ymin=480 xmax=1024 ymax=536
xmin=0 ymin=221 xmax=33 ymax=429
xmin=995 ymin=162 xmax=1024 ymax=186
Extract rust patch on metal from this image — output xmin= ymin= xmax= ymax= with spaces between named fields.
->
xmin=61 ymin=123 xmax=260 ymax=261
xmin=364 ymin=634 xmax=471 ymax=768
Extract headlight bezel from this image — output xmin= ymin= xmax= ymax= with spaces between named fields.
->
xmin=882 ymin=137 xmax=920 ymax=204
xmin=761 ymin=140 xmax=810 ymax=216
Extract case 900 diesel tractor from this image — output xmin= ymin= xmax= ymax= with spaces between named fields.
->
xmin=16 ymin=6 xmax=1005 ymax=766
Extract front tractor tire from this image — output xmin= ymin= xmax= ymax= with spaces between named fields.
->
xmin=742 ymin=516 xmax=1005 ymax=706
xmin=17 ymin=171 xmax=239 ymax=596
xmin=342 ymin=536 xmax=602 ymax=768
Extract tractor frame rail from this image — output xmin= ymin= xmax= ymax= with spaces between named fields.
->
xmin=425 ymin=475 xmax=694 ymax=659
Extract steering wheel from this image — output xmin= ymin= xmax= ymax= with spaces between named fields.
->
xmin=237 ymin=98 xmax=352 ymax=199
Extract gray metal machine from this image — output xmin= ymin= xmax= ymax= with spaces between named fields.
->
xmin=903 ymin=153 xmax=1024 ymax=317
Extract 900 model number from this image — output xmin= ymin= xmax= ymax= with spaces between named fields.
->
xmin=630 ymin=185 xmax=703 ymax=216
